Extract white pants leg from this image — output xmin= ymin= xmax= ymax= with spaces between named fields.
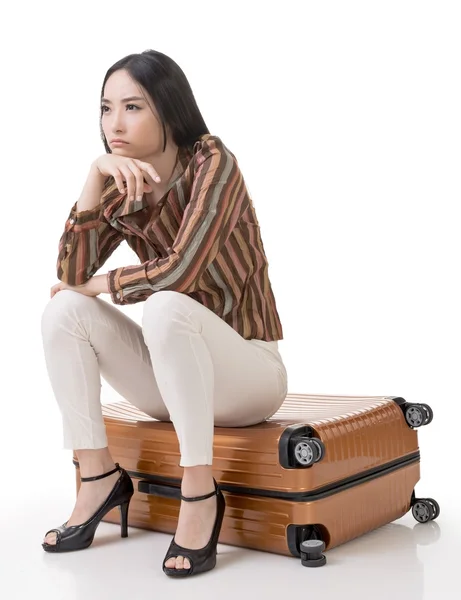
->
xmin=41 ymin=289 xmax=288 ymax=467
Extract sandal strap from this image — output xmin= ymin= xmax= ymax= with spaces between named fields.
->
xmin=180 ymin=489 xmax=216 ymax=502
xmin=180 ymin=478 xmax=218 ymax=503
xmin=80 ymin=463 xmax=121 ymax=482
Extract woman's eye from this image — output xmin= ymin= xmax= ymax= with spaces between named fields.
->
xmin=100 ymin=104 xmax=139 ymax=113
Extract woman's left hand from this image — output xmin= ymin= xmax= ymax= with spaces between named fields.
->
xmin=50 ymin=274 xmax=109 ymax=299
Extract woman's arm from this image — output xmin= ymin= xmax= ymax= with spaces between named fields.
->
xmin=106 ymin=137 xmax=248 ymax=305
xmin=57 ymin=166 xmax=123 ymax=285
xmin=50 ymin=273 xmax=110 ymax=299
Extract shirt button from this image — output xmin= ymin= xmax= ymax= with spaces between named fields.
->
xmin=116 ymin=292 xmax=121 ymax=299
xmin=69 ymin=218 xmax=75 ymax=225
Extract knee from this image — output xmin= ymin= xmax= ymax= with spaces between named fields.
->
xmin=142 ymin=291 xmax=198 ymax=341
xmin=41 ymin=290 xmax=95 ymax=337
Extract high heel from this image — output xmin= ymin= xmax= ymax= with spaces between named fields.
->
xmin=119 ymin=499 xmax=130 ymax=538
xmin=163 ymin=478 xmax=226 ymax=577
xmin=42 ymin=463 xmax=134 ymax=553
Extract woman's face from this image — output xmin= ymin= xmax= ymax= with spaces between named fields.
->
xmin=101 ymin=69 xmax=167 ymax=159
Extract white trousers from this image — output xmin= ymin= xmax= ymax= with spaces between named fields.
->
xmin=40 ymin=290 xmax=288 ymax=467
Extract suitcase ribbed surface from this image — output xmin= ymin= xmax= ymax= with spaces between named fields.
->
xmin=100 ymin=393 xmax=418 ymax=493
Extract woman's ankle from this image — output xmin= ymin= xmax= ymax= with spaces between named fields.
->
xmin=76 ymin=448 xmax=116 ymax=478
xmin=181 ymin=465 xmax=214 ymax=496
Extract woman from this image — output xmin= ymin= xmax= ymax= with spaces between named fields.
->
xmin=41 ymin=49 xmax=288 ymax=577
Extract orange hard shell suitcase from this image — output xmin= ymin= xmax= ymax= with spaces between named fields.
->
xmin=73 ymin=393 xmax=438 ymax=567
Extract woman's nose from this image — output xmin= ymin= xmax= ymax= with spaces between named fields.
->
xmin=110 ymin=110 xmax=125 ymax=131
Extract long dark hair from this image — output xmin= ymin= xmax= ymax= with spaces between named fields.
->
xmin=99 ymin=49 xmax=209 ymax=154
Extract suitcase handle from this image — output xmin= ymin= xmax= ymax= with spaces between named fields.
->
xmin=138 ymin=480 xmax=181 ymax=500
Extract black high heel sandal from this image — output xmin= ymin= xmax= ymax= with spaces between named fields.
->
xmin=42 ymin=462 xmax=134 ymax=553
xmin=163 ymin=478 xmax=226 ymax=577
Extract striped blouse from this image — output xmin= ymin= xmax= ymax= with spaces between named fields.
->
xmin=57 ymin=134 xmax=283 ymax=342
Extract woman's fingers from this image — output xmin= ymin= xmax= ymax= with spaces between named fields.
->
xmin=127 ymin=161 xmax=147 ymax=201
xmin=94 ymin=154 xmax=161 ymax=196
xmin=113 ymin=171 xmax=126 ymax=194
xmin=50 ymin=282 xmax=64 ymax=298
xmin=119 ymin=166 xmax=137 ymax=201
xmin=134 ymin=160 xmax=161 ymax=193
xmin=137 ymin=159 xmax=161 ymax=184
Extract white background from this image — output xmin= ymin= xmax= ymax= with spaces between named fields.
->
xmin=0 ymin=1 xmax=459 ymax=598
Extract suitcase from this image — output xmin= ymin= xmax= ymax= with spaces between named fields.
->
xmin=72 ymin=393 xmax=438 ymax=567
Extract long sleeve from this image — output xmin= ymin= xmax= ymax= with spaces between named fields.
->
xmin=57 ymin=201 xmax=123 ymax=285
xmin=107 ymin=137 xmax=249 ymax=305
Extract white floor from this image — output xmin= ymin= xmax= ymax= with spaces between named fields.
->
xmin=1 ymin=383 xmax=458 ymax=600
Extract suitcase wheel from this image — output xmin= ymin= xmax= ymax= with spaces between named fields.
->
xmin=292 ymin=437 xmax=325 ymax=467
xmin=404 ymin=403 xmax=433 ymax=428
xmin=280 ymin=426 xmax=326 ymax=469
xmin=412 ymin=497 xmax=440 ymax=522
xmin=300 ymin=539 xmax=327 ymax=567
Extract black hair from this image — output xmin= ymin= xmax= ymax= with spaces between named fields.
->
xmin=99 ymin=49 xmax=209 ymax=153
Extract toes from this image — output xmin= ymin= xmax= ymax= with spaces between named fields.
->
xmin=164 ymin=555 xmax=191 ymax=571
xmin=44 ymin=533 xmax=57 ymax=545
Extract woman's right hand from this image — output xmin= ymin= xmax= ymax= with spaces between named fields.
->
xmin=92 ymin=154 xmax=162 ymax=201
